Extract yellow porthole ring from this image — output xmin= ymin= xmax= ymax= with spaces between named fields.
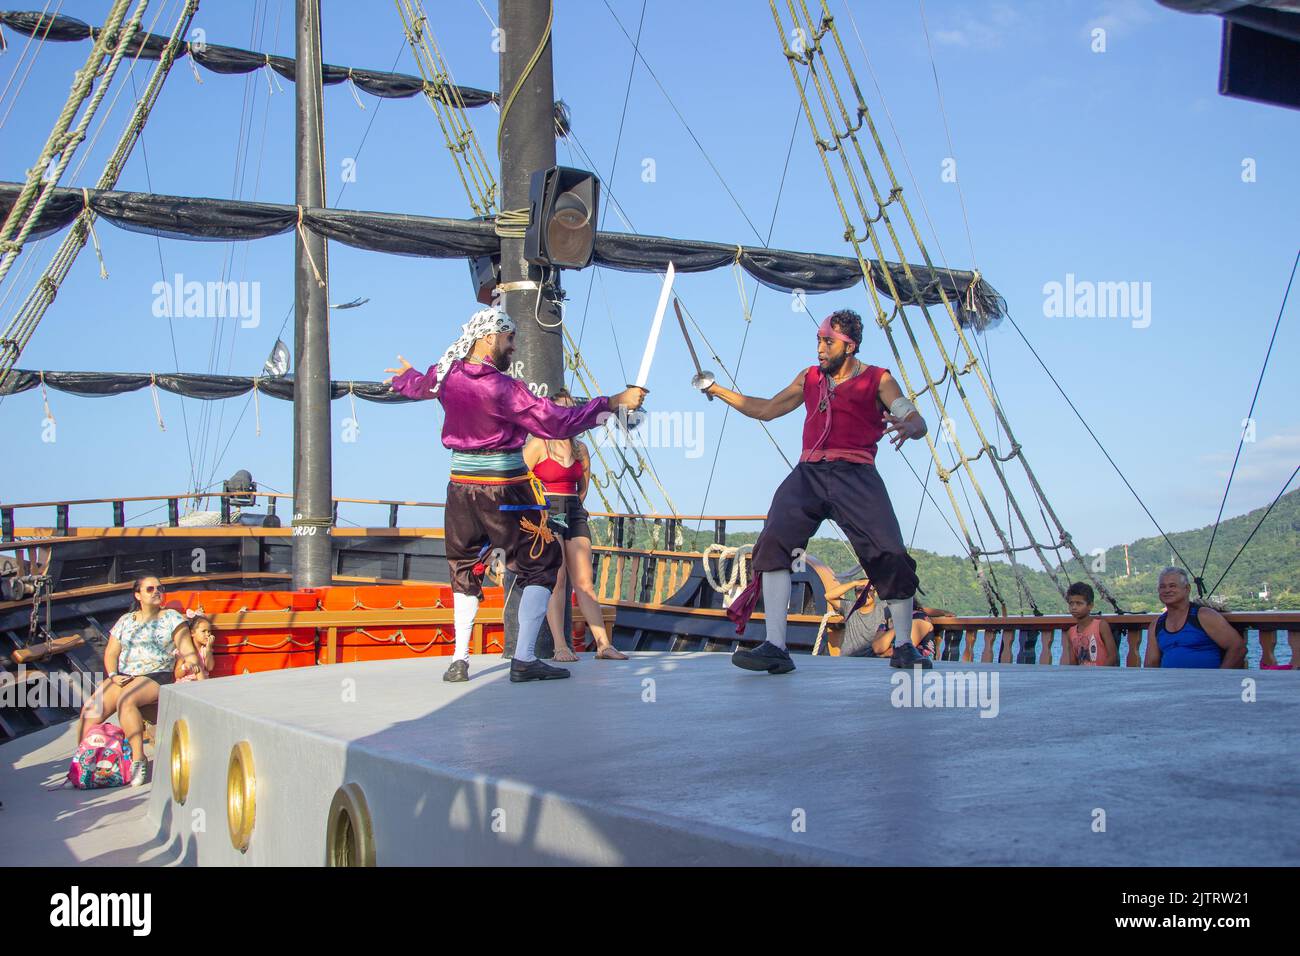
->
xmin=226 ymin=741 xmax=256 ymax=853
xmin=326 ymin=782 xmax=377 ymax=867
xmin=169 ymin=719 xmax=192 ymax=804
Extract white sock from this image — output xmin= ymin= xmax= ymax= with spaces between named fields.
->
xmin=514 ymin=585 xmax=551 ymax=663
xmin=762 ymin=570 xmax=792 ymax=650
xmin=888 ymin=597 xmax=914 ymax=647
xmin=452 ymin=592 xmax=479 ymax=662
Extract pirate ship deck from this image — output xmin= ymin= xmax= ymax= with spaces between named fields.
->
xmin=2 ymin=0 xmax=1298 ymax=866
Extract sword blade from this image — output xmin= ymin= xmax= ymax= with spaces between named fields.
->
xmin=634 ymin=261 xmax=675 ymax=388
xmin=673 ymin=299 xmax=705 ymax=376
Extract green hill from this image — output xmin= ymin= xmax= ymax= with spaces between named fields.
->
xmin=593 ymin=488 xmax=1300 ymax=615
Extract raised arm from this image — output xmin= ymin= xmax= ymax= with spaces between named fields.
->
xmin=824 ymin=578 xmax=870 ymax=603
xmin=705 ymin=369 xmax=806 ymax=421
xmin=508 ymin=385 xmax=614 ymax=441
xmin=386 ymin=355 xmax=442 ymax=401
xmin=878 ymin=371 xmax=928 ymax=450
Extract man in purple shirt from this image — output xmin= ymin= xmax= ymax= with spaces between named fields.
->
xmin=388 ymin=306 xmax=645 ymax=683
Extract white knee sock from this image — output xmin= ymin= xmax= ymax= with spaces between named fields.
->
xmin=452 ymin=592 xmax=479 ymax=662
xmin=762 ymin=570 xmax=792 ymax=650
xmin=514 ymin=585 xmax=551 ymax=663
xmin=888 ymin=597 xmax=914 ymax=647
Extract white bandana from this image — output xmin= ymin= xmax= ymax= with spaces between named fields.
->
xmin=431 ymin=306 xmax=516 ymax=395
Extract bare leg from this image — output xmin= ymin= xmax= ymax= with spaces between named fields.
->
xmin=546 ymin=560 xmax=578 ymax=663
xmin=116 ymin=677 xmax=162 ymax=765
xmin=1125 ymin=628 xmax=1142 ymax=669
xmin=78 ymin=679 xmax=124 ymax=743
xmin=567 ymin=537 xmax=625 ymax=659
xmin=1260 ymin=630 xmax=1277 ymax=668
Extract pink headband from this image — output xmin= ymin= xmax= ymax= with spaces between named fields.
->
xmin=817 ymin=317 xmax=856 ymax=346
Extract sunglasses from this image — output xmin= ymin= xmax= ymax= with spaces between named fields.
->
xmin=142 ymin=585 xmax=165 ymax=594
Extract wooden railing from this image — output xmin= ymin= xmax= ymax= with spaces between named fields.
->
xmin=0 ymin=491 xmax=447 ymax=541
xmin=2 ymin=493 xmax=1295 ymax=667
xmin=0 ymin=492 xmax=768 ymax=548
xmin=923 ymin=614 xmax=1300 ymax=668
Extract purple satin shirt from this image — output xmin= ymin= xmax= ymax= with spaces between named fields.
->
xmin=390 ymin=358 xmax=611 ymax=451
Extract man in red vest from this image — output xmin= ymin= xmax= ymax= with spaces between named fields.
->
xmin=705 ymin=309 xmax=929 ymax=673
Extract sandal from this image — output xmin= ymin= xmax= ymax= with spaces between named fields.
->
xmin=595 ymin=645 xmax=628 ymax=660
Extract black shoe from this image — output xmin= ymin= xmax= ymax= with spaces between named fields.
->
xmin=731 ymin=641 xmax=796 ymax=675
xmin=889 ymin=642 xmax=933 ymax=669
xmin=509 ymin=658 xmax=572 ymax=683
xmin=443 ymin=659 xmax=469 ymax=683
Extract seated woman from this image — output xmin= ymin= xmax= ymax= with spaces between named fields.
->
xmin=523 ymin=390 xmax=627 ymax=662
xmin=823 ymin=575 xmax=885 ymax=657
xmin=823 ymin=575 xmax=945 ymax=660
xmin=1144 ymin=567 xmax=1245 ymax=669
xmin=78 ymin=576 xmax=206 ymax=786
xmin=175 ymin=612 xmax=215 ymax=682
xmin=873 ymin=604 xmax=948 ymax=661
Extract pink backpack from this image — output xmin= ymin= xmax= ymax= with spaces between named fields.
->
xmin=67 ymin=723 xmax=134 ymax=789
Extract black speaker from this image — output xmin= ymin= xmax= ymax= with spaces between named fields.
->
xmin=469 ymin=253 xmax=500 ymax=306
xmin=523 ymin=166 xmax=600 ymax=269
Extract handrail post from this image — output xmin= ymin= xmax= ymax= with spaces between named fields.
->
xmin=614 ymin=516 xmax=625 ymax=548
xmin=389 ymin=503 xmax=399 ymax=528
xmin=714 ymin=519 xmax=726 ymax=545
xmin=168 ymin=498 xmax=179 ymax=527
xmin=220 ymin=494 xmax=231 ymax=524
xmin=665 ymin=518 xmax=678 ymax=553
xmin=56 ymin=504 xmax=69 ymax=537
xmin=1 ymin=507 xmax=13 ymax=542
xmin=112 ymin=501 xmax=125 ymax=527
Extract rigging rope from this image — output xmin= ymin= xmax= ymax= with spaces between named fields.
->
xmin=396 ymin=0 xmax=499 ymax=217
xmin=0 ymin=0 xmax=139 ymax=290
xmin=1199 ymin=247 xmax=1298 ymax=590
xmin=0 ymin=0 xmax=199 ymax=387
xmin=770 ymin=0 xmax=1121 ymax=614
xmin=1208 ymin=464 xmax=1299 ymax=597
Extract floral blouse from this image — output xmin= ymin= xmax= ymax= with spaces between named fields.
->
xmin=110 ymin=608 xmax=185 ymax=676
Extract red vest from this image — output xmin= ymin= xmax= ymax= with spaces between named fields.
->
xmin=800 ymin=364 xmax=888 ymax=464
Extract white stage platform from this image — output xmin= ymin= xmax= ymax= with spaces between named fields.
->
xmin=126 ymin=652 xmax=1300 ymax=866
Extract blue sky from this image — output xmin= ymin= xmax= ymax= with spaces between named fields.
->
xmin=1 ymin=0 xmax=1297 ymax=575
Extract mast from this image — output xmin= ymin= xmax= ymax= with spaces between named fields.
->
xmin=497 ymin=0 xmax=563 ymax=395
xmin=291 ymin=0 xmax=333 ymax=588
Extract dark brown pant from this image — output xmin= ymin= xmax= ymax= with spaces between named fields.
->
xmin=445 ymin=478 xmax=563 ymax=598
xmin=750 ymin=460 xmax=919 ymax=601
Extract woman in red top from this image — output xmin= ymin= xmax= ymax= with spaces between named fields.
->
xmin=523 ymin=390 xmax=628 ymax=662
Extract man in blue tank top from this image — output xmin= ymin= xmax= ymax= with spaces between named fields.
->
xmin=1143 ymin=567 xmax=1245 ymax=668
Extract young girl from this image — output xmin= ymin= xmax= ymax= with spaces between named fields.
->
xmin=1062 ymin=582 xmax=1117 ymax=666
xmin=176 ymin=613 xmax=215 ymax=682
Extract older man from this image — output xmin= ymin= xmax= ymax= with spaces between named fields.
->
xmin=388 ymin=306 xmax=646 ymax=683
xmin=1144 ymin=567 xmax=1246 ymax=668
